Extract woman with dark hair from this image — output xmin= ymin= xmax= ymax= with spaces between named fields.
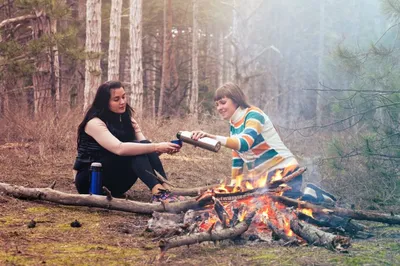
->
xmin=192 ymin=82 xmax=302 ymax=199
xmin=73 ymin=81 xmax=180 ymax=202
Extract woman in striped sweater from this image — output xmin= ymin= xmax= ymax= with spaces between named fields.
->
xmin=192 ymin=82 xmax=302 ymax=198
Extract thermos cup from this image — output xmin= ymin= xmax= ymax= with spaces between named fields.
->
xmin=171 ymin=139 xmax=183 ymax=147
xmin=89 ymin=162 xmax=103 ymax=195
xmin=176 ymin=131 xmax=221 ymax=152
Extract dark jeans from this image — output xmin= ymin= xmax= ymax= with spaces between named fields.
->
xmin=267 ymin=167 xmax=303 ymax=199
xmin=74 ymin=140 xmax=167 ymax=197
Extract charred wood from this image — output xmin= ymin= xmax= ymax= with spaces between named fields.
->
xmin=159 ymin=211 xmax=256 ymax=253
xmin=290 ymin=219 xmax=351 ymax=251
xmin=270 ymin=195 xmax=400 ymax=225
xmin=213 ymin=197 xmax=230 ymax=228
xmin=0 ymin=182 xmax=213 ymax=214
xmin=266 ymin=221 xmax=299 ymax=245
xmin=230 ymin=203 xmax=245 ymax=227
xmin=268 ymin=167 xmax=307 ymax=189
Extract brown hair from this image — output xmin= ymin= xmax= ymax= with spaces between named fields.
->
xmin=214 ymin=82 xmax=251 ymax=108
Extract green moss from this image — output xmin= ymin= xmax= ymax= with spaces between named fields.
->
xmin=25 ymin=206 xmax=52 ymax=214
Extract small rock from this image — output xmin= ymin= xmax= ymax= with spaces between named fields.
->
xmin=27 ymin=219 xmax=36 ymax=228
xmin=70 ymin=220 xmax=82 ymax=228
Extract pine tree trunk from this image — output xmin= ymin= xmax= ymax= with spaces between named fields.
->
xmin=158 ymin=0 xmax=172 ymax=117
xmin=50 ymin=18 xmax=60 ymax=114
xmin=218 ymin=29 xmax=224 ymax=87
xmin=32 ymin=12 xmax=52 ymax=116
xmin=189 ymin=0 xmax=199 ymax=119
xmin=150 ymin=35 xmax=158 ymax=118
xmin=316 ymin=0 xmax=325 ymax=126
xmin=108 ymin=0 xmax=123 ymax=81
xmin=83 ymin=0 xmax=102 ymax=112
xmin=129 ymin=0 xmax=143 ymax=116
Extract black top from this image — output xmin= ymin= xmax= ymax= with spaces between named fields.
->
xmin=73 ymin=113 xmax=136 ymax=169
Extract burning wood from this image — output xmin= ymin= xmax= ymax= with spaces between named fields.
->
xmin=290 ymin=219 xmax=351 ymax=251
xmin=158 ymin=210 xmax=257 ymax=253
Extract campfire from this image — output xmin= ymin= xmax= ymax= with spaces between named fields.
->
xmin=148 ymin=167 xmax=356 ymax=254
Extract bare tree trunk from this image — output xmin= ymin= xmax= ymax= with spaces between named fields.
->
xmin=122 ymin=39 xmax=131 ymax=87
xmin=50 ymin=19 xmax=60 ymax=114
xmin=218 ymin=29 xmax=224 ymax=87
xmin=316 ymin=0 xmax=325 ymax=126
xmin=129 ymin=0 xmax=143 ymax=116
xmin=0 ymin=80 xmax=7 ymax=117
xmin=189 ymin=0 xmax=199 ymax=119
xmin=150 ymin=35 xmax=158 ymax=118
xmin=83 ymin=0 xmax=102 ymax=112
xmin=108 ymin=0 xmax=123 ymax=81
xmin=32 ymin=12 xmax=51 ymax=116
xmin=158 ymin=0 xmax=172 ymax=117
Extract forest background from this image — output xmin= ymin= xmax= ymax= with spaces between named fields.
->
xmin=0 ymin=0 xmax=399 ymax=264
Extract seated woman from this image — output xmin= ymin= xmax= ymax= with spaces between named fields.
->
xmin=192 ymin=82 xmax=302 ymax=198
xmin=73 ymin=81 xmax=181 ymax=202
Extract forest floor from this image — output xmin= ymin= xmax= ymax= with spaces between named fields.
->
xmin=0 ymin=114 xmax=399 ymax=265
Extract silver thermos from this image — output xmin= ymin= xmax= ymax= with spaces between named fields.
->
xmin=176 ymin=131 xmax=221 ymax=152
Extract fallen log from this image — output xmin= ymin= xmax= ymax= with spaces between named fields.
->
xmin=0 ymin=182 xmax=213 ymax=214
xmin=297 ymin=212 xmax=364 ymax=235
xmin=270 ymin=194 xmax=400 ymax=225
xmin=290 ymin=219 xmax=351 ymax=251
xmin=159 ymin=211 xmax=256 ymax=253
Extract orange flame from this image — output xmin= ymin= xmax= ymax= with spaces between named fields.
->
xmin=283 ymin=216 xmax=294 ymax=237
xmin=270 ymin=170 xmax=283 ymax=182
xmin=300 ymin=208 xmax=314 ymax=218
xmin=245 ymin=181 xmax=254 ymax=190
xmin=256 ymin=173 xmax=268 ymax=188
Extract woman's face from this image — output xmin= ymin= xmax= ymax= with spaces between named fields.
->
xmin=109 ymin=87 xmax=126 ymax=114
xmin=215 ymin=97 xmax=238 ymax=120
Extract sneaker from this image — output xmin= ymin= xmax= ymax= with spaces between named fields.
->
xmin=151 ymin=189 xmax=180 ymax=203
xmin=301 ymin=183 xmax=337 ymax=207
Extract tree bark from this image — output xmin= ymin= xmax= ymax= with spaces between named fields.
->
xmin=159 ymin=211 xmax=256 ymax=253
xmin=290 ymin=219 xmax=350 ymax=251
xmin=83 ymin=0 xmax=102 ymax=111
xmin=158 ymin=0 xmax=171 ymax=117
xmin=108 ymin=0 xmax=123 ymax=81
xmin=0 ymin=182 xmax=214 ymax=214
xmin=270 ymin=195 xmax=400 ymax=225
xmin=32 ymin=11 xmax=51 ymax=115
xmin=189 ymin=0 xmax=199 ymax=119
xmin=129 ymin=0 xmax=144 ymax=116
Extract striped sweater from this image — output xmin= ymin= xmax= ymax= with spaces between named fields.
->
xmin=216 ymin=106 xmax=297 ymax=178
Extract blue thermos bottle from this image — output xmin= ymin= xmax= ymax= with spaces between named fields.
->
xmin=89 ymin=162 xmax=103 ymax=195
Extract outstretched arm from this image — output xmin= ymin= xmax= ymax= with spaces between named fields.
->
xmin=192 ymin=110 xmax=265 ymax=152
xmin=85 ymin=118 xmax=179 ymax=155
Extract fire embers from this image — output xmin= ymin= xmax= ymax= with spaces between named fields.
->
xmin=196 ymin=195 xmax=300 ymax=245
xmin=213 ymin=166 xmax=306 ymax=198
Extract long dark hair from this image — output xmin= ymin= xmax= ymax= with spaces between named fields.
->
xmin=77 ymin=81 xmax=136 ymax=145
